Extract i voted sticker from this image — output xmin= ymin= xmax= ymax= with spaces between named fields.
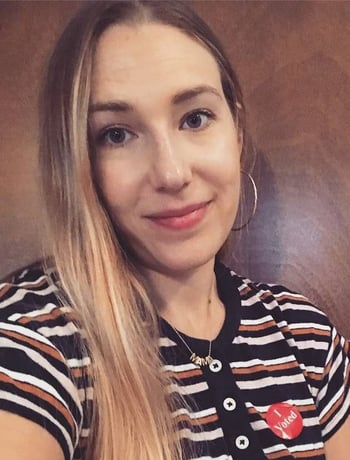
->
xmin=266 ymin=403 xmax=303 ymax=440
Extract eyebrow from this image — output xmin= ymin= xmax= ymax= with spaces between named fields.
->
xmin=89 ymin=85 xmax=222 ymax=114
xmin=172 ymin=85 xmax=223 ymax=105
xmin=89 ymin=100 xmax=131 ymax=114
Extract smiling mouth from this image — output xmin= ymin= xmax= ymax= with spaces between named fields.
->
xmin=145 ymin=201 xmax=211 ymax=230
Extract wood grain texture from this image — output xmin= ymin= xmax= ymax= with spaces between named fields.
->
xmin=1 ymin=1 xmax=350 ymax=335
xmin=192 ymin=1 xmax=350 ymax=336
xmin=0 ymin=1 xmax=81 ymax=276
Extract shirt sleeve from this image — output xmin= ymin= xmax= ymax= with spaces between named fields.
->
xmin=0 ymin=271 xmax=85 ymax=460
xmin=267 ymin=282 xmax=350 ymax=442
xmin=0 ymin=323 xmax=83 ymax=460
xmin=316 ymin=323 xmax=350 ymax=440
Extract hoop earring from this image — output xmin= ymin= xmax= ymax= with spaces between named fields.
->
xmin=231 ymin=171 xmax=258 ymax=231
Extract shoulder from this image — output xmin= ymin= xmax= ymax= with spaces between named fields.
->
xmin=225 ymin=266 xmax=331 ymax=334
xmin=0 ymin=262 xmax=92 ymax=460
xmin=0 ymin=262 xmax=66 ymax=327
xmin=0 ymin=262 xmax=85 ymax=366
xmin=222 ymin=264 xmax=350 ymax=439
xmin=219 ymin=263 xmax=338 ymax=363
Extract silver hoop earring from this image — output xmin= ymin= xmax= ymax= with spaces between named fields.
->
xmin=231 ymin=171 xmax=258 ymax=231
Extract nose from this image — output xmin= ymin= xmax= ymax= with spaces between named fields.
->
xmin=149 ymin=133 xmax=192 ymax=192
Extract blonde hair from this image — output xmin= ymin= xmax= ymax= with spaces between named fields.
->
xmin=39 ymin=2 xmax=245 ymax=459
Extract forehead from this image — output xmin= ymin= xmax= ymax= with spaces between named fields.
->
xmin=91 ymin=22 xmax=224 ymax=104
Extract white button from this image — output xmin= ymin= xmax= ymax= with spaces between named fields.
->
xmin=209 ymin=359 xmax=222 ymax=372
xmin=223 ymin=397 xmax=236 ymax=411
xmin=235 ymin=435 xmax=249 ymax=450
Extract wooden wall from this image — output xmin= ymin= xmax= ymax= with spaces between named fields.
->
xmin=1 ymin=1 xmax=350 ymax=336
xmin=193 ymin=1 xmax=350 ymax=336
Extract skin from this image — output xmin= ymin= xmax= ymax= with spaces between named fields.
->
xmin=89 ymin=22 xmax=350 ymax=459
xmin=324 ymin=420 xmax=350 ymax=460
xmin=0 ymin=410 xmax=64 ymax=460
xmin=90 ymin=23 xmax=242 ymax=338
xmin=2 ymin=20 xmax=348 ymax=460
xmin=0 ymin=22 xmax=239 ymax=459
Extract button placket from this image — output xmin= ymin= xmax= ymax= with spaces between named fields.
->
xmin=203 ymin=347 xmax=266 ymax=459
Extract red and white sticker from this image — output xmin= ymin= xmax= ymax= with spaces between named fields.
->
xmin=266 ymin=403 xmax=303 ymax=440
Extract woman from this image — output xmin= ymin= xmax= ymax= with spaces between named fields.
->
xmin=0 ymin=1 xmax=349 ymax=459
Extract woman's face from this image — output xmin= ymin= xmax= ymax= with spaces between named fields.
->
xmin=89 ymin=23 xmax=241 ymax=274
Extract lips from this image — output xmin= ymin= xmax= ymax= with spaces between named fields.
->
xmin=147 ymin=201 xmax=209 ymax=219
xmin=145 ymin=201 xmax=211 ymax=230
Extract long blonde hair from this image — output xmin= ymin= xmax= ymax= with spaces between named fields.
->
xmin=39 ymin=2 xmax=245 ymax=459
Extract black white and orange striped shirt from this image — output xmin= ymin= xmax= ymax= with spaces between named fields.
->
xmin=0 ymin=265 xmax=91 ymax=460
xmin=0 ymin=262 xmax=349 ymax=459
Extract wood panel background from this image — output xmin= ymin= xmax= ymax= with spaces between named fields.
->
xmin=1 ymin=1 xmax=350 ymax=336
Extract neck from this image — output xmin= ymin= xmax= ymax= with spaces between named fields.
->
xmin=141 ymin=259 xmax=225 ymax=340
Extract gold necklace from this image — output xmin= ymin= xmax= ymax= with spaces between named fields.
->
xmin=169 ymin=277 xmax=215 ymax=367
xmin=171 ymin=326 xmax=213 ymax=367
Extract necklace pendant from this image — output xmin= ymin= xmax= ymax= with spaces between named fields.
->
xmin=190 ymin=353 xmax=213 ymax=367
xmin=191 ymin=354 xmax=203 ymax=366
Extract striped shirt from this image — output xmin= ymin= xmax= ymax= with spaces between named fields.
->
xmin=160 ymin=263 xmax=350 ymax=459
xmin=0 ymin=264 xmax=91 ymax=460
xmin=0 ymin=262 xmax=349 ymax=459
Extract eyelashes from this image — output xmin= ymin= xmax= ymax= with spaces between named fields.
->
xmin=180 ymin=109 xmax=215 ymax=130
xmin=97 ymin=127 xmax=134 ymax=147
xmin=95 ymin=109 xmax=216 ymax=148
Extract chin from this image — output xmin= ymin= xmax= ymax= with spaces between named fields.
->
xmin=141 ymin=240 xmax=222 ymax=275
xmin=122 ymin=223 xmax=232 ymax=275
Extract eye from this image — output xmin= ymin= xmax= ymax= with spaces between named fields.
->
xmin=97 ymin=127 xmax=134 ymax=147
xmin=181 ymin=110 xmax=214 ymax=130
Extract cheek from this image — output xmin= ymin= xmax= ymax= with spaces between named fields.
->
xmin=95 ymin=162 xmax=138 ymax=217
xmin=208 ymin=135 xmax=241 ymax=220
xmin=209 ymin=135 xmax=241 ymax=190
xmin=220 ymin=165 xmax=241 ymax=214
